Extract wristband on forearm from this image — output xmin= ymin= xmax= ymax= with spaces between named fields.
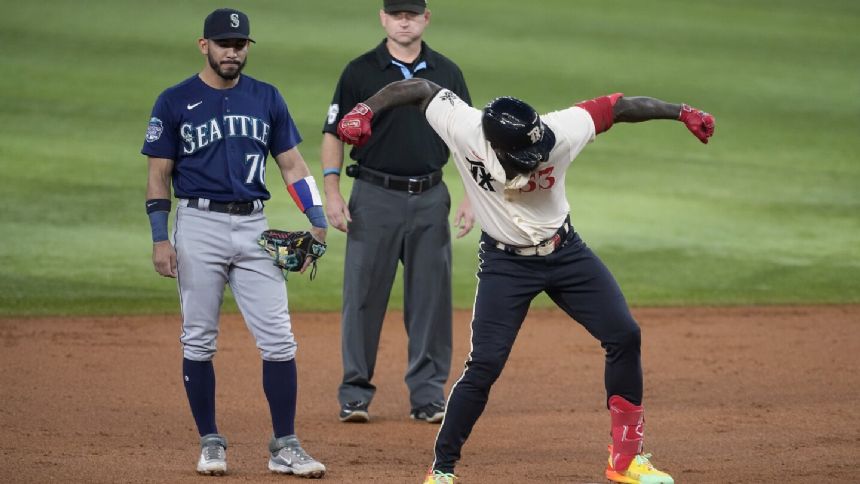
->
xmin=305 ymin=205 xmax=328 ymax=228
xmin=323 ymin=168 xmax=341 ymax=177
xmin=288 ymin=176 xmax=328 ymax=228
xmin=146 ymin=199 xmax=171 ymax=242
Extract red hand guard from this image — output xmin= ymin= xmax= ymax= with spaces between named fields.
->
xmin=337 ymin=103 xmax=374 ymax=147
xmin=679 ymin=104 xmax=715 ymax=144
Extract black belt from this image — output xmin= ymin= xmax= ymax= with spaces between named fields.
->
xmin=187 ymin=198 xmax=256 ymax=215
xmin=347 ymin=164 xmax=443 ymax=194
xmin=484 ymin=216 xmax=573 ymax=257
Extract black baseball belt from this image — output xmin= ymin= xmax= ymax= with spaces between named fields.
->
xmin=346 ymin=164 xmax=443 ymax=194
xmin=186 ymin=198 xmax=258 ymax=215
xmin=483 ymin=216 xmax=573 ymax=257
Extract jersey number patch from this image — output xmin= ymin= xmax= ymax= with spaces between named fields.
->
xmin=520 ymin=166 xmax=556 ymax=192
xmin=245 ymin=153 xmax=266 ymax=185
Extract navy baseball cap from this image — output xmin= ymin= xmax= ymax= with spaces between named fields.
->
xmin=204 ymin=8 xmax=255 ymax=43
xmin=383 ymin=0 xmax=427 ymax=14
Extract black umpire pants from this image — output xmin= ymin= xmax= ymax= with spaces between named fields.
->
xmin=433 ymin=230 xmax=643 ymax=473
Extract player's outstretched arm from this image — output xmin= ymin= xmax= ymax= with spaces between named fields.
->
xmin=613 ymin=96 xmax=715 ymax=143
xmin=364 ymin=78 xmax=443 ymax=113
xmin=336 ymin=79 xmax=443 ymax=146
xmin=612 ymin=96 xmax=681 ymax=122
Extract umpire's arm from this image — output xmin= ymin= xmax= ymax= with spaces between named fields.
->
xmin=320 ymin=133 xmax=350 ymax=233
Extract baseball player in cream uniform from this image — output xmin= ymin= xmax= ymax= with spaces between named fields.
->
xmin=336 ymin=78 xmax=715 ymax=484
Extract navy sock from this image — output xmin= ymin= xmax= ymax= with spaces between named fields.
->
xmin=262 ymin=359 xmax=297 ymax=438
xmin=182 ymin=358 xmax=218 ymax=436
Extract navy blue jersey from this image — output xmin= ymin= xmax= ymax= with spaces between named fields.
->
xmin=142 ymin=74 xmax=301 ymax=202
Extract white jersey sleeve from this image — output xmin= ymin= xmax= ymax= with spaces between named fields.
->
xmin=424 ymin=89 xmax=488 ymax=161
xmin=541 ymin=106 xmax=596 ymax=168
xmin=424 ymin=91 xmax=603 ymax=247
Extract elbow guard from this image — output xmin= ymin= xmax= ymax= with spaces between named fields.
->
xmin=576 ymin=93 xmax=623 ymax=134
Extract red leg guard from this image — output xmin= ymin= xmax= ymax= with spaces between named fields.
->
xmin=608 ymin=395 xmax=644 ymax=471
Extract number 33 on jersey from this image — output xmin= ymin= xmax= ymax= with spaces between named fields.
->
xmin=427 ymin=88 xmax=592 ymax=247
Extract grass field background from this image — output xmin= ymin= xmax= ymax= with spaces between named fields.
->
xmin=1 ymin=0 xmax=858 ymax=315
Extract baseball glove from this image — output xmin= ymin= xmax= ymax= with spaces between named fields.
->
xmin=258 ymin=229 xmax=327 ymax=280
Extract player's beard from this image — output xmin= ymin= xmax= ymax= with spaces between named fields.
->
xmin=208 ymin=53 xmax=246 ymax=81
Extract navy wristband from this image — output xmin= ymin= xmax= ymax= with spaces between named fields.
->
xmin=305 ymin=205 xmax=328 ymax=229
xmin=148 ymin=211 xmax=169 ymax=242
xmin=146 ymin=199 xmax=170 ymax=242
xmin=146 ymin=198 xmax=171 ymax=214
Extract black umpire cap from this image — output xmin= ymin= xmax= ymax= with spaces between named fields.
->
xmin=204 ymin=8 xmax=255 ymax=43
xmin=383 ymin=0 xmax=427 ymax=14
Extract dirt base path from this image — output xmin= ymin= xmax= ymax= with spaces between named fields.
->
xmin=2 ymin=305 xmax=858 ymax=483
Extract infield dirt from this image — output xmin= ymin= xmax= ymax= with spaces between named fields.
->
xmin=1 ymin=305 xmax=857 ymax=483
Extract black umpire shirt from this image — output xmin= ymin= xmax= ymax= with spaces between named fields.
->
xmin=323 ymin=39 xmax=471 ymax=177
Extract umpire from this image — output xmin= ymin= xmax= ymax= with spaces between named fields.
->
xmin=321 ymin=0 xmax=473 ymax=423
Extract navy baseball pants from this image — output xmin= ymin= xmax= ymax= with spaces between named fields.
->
xmin=433 ymin=229 xmax=642 ymax=473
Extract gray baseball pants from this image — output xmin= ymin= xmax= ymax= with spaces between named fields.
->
xmin=338 ymin=180 xmax=453 ymax=410
xmin=174 ymin=199 xmax=297 ymax=362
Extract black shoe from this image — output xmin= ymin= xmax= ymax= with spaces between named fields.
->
xmin=410 ymin=401 xmax=445 ymax=423
xmin=339 ymin=400 xmax=370 ymax=423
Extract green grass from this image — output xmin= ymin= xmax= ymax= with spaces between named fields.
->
xmin=1 ymin=0 xmax=858 ymax=315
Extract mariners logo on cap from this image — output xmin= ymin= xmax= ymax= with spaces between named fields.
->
xmin=146 ymin=117 xmax=164 ymax=142
xmin=204 ymin=8 xmax=254 ymax=42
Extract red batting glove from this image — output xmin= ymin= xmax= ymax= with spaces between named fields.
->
xmin=679 ymin=104 xmax=715 ymax=144
xmin=337 ymin=103 xmax=374 ymax=147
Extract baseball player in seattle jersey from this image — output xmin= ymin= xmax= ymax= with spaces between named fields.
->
xmin=142 ymin=8 xmax=326 ymax=478
xmin=337 ymin=78 xmax=715 ymax=484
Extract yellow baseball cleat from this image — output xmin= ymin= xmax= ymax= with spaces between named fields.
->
xmin=423 ymin=468 xmax=457 ymax=484
xmin=605 ymin=445 xmax=674 ymax=484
